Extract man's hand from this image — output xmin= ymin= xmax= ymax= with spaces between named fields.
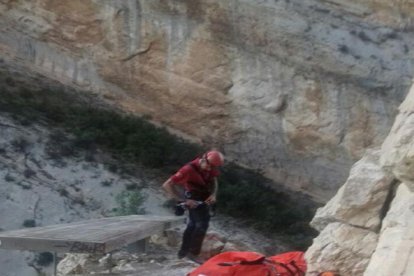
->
xmin=185 ymin=199 xmax=200 ymax=209
xmin=205 ymin=195 xmax=216 ymax=205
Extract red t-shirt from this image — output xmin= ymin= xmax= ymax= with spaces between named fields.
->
xmin=171 ymin=157 xmax=220 ymax=200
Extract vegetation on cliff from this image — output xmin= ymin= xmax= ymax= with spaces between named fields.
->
xmin=0 ymin=73 xmax=317 ymax=249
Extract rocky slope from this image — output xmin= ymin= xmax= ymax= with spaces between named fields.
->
xmin=305 ymin=82 xmax=414 ymax=275
xmin=0 ymin=113 xmax=291 ymax=276
xmin=2 ymin=0 xmax=414 ymax=201
xmin=0 ymin=113 xmax=168 ymax=275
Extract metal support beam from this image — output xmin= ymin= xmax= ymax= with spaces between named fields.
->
xmin=53 ymin=252 xmax=57 ymax=276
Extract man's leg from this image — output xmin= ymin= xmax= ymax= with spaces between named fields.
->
xmin=188 ymin=205 xmax=210 ymax=256
xmin=178 ymin=212 xmax=196 ymax=258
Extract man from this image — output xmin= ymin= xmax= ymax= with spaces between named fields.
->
xmin=162 ymin=150 xmax=224 ymax=263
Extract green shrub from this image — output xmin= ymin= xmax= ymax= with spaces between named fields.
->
xmin=4 ymin=174 xmax=15 ymax=182
xmin=17 ymin=181 xmax=32 ymax=190
xmin=35 ymin=252 xmax=54 ymax=266
xmin=23 ymin=219 xmax=36 ymax=228
xmin=23 ymin=169 xmax=36 ymax=178
xmin=0 ymin=83 xmax=202 ymax=170
xmin=218 ymin=163 xmax=318 ymax=249
xmin=101 ymin=180 xmax=113 ymax=187
xmin=113 ymin=190 xmax=146 ymax=216
xmin=11 ymin=137 xmax=30 ymax=153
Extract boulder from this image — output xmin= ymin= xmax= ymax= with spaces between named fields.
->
xmin=311 ymin=149 xmax=394 ymax=232
xmin=305 ymin=222 xmax=377 ymax=276
xmin=57 ymin=253 xmax=94 ymax=275
xmin=364 ymin=183 xmax=414 ymax=276
xmin=381 ymin=85 xmax=414 ymax=190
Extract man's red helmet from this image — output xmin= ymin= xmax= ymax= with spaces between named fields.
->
xmin=206 ymin=150 xmax=224 ymax=167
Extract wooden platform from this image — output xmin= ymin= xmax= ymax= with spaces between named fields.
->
xmin=0 ymin=215 xmax=183 ymax=254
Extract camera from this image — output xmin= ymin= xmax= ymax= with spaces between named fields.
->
xmin=174 ymin=202 xmax=186 ymax=216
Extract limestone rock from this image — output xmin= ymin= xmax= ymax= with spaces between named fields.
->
xmin=113 ymin=259 xmax=136 ymax=272
xmin=381 ymin=84 xmax=414 ymax=190
xmin=57 ymin=254 xmax=93 ymax=275
xmin=199 ymin=232 xmax=226 ymax=260
xmin=1 ymin=0 xmax=413 ymax=201
xmin=165 ymin=227 xmax=182 ymax=247
xmin=307 ymin=79 xmax=414 ymax=275
xmin=98 ymin=253 xmax=113 ymax=270
xmin=150 ymin=233 xmax=169 ymax=247
xmin=2 ymin=1 xmax=414 ymax=273
xmin=311 ymin=149 xmax=394 ymax=232
xmin=364 ymin=183 xmax=414 ymax=276
xmin=221 ymin=241 xmax=249 ymax=252
xmin=305 ymin=222 xmax=378 ymax=276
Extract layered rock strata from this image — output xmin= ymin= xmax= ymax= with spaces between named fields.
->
xmin=2 ymin=0 xmax=414 ymax=201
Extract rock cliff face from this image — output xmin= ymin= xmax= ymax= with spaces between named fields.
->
xmin=1 ymin=0 xmax=414 ymax=201
xmin=305 ymin=83 xmax=414 ymax=275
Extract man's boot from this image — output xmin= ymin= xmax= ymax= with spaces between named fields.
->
xmin=186 ymin=252 xmax=205 ymax=264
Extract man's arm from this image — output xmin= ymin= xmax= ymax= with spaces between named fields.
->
xmin=162 ymin=178 xmax=199 ymax=208
xmin=162 ymin=178 xmax=185 ymax=202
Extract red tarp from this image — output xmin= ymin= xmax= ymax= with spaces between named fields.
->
xmin=188 ymin=251 xmax=306 ymax=276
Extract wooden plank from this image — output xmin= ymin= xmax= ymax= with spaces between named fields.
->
xmin=0 ymin=216 xmax=181 ymax=238
xmin=105 ymin=221 xmax=162 ymax=252
xmin=0 ymin=215 xmax=183 ymax=253
xmin=105 ymin=218 xmax=182 ymax=252
xmin=0 ymin=236 xmax=106 ymax=254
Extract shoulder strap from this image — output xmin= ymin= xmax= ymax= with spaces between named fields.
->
xmin=187 ymin=163 xmax=207 ymax=184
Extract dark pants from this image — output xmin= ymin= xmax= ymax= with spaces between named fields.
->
xmin=179 ymin=204 xmax=210 ymax=256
